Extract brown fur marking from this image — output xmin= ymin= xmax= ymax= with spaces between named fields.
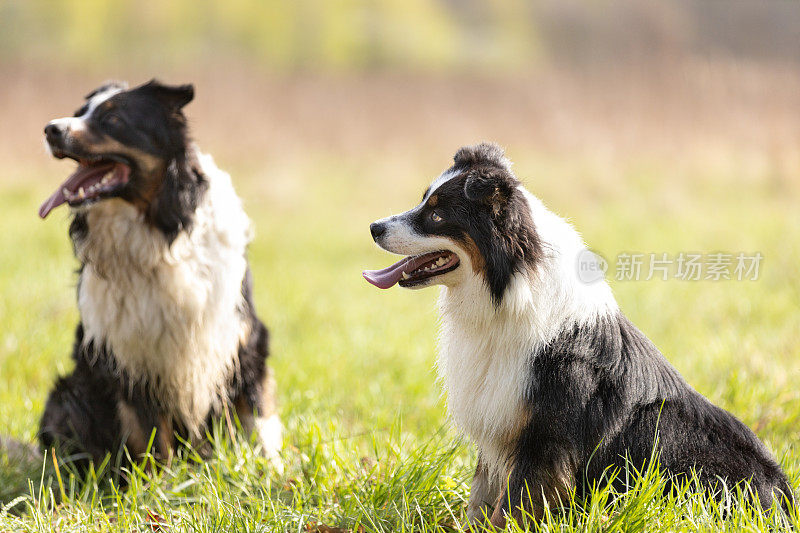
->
xmin=117 ymin=401 xmax=148 ymax=458
xmin=154 ymin=415 xmax=174 ymax=462
xmin=235 ymin=367 xmax=279 ymax=433
xmin=458 ymin=233 xmax=485 ymax=274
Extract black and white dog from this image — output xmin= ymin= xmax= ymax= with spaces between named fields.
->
xmin=365 ymin=143 xmax=793 ymax=526
xmin=39 ymin=80 xmax=281 ymax=470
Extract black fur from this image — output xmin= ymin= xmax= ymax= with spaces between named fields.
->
xmin=150 ymin=153 xmax=208 ymax=242
xmin=68 ymin=213 xmax=88 ymax=249
xmin=105 ymin=80 xmax=207 ymax=241
xmin=79 ymin=79 xmax=193 ymax=158
xmin=494 ymin=312 xmax=793 ymax=520
xmin=39 ymin=325 xmax=122 ymax=469
xmin=39 ymin=81 xmax=273 ymax=473
xmin=229 ymin=267 xmax=271 ymax=415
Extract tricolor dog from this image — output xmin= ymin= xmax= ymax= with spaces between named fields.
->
xmin=365 ymin=143 xmax=792 ymax=526
xmin=39 ymin=80 xmax=281 ymax=470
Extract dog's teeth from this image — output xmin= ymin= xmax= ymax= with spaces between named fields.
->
xmin=101 ymin=174 xmax=110 ymax=185
xmin=62 ymin=187 xmax=70 ymax=198
xmin=402 ymin=272 xmax=410 ymax=280
xmin=78 ymin=187 xmax=85 ymax=198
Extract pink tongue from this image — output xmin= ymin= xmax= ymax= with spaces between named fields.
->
xmin=38 ymin=163 xmax=115 ymax=219
xmin=363 ymin=257 xmax=413 ymax=289
xmin=38 ymin=190 xmax=65 ymax=219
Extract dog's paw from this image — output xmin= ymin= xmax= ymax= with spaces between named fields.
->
xmin=464 ymin=504 xmax=493 ymax=531
xmin=254 ymin=414 xmax=284 ymax=475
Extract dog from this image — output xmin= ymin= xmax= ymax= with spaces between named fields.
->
xmin=38 ymin=80 xmax=281 ymax=471
xmin=364 ymin=143 xmax=793 ymax=527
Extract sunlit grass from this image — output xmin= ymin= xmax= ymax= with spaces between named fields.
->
xmin=0 ymin=152 xmax=798 ymax=531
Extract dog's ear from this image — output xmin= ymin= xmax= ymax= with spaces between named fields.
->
xmin=150 ymin=157 xmax=207 ymax=243
xmin=84 ymin=81 xmax=128 ymax=100
xmin=464 ymin=172 xmax=496 ymax=202
xmin=142 ymin=79 xmax=195 ymax=110
xmin=464 ymin=171 xmax=512 ymax=214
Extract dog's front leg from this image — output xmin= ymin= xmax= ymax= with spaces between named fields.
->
xmin=466 ymin=453 xmax=499 ymax=528
xmin=120 ymin=394 xmax=175 ymax=464
xmin=235 ymin=367 xmax=283 ymax=471
xmin=489 ymin=456 xmax=574 ymax=528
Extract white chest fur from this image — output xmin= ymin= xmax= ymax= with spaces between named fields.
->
xmin=437 ymin=277 xmax=539 ymax=482
xmin=75 ymin=154 xmax=252 ymax=434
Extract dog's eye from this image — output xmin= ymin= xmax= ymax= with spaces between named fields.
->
xmin=430 ymin=211 xmax=443 ymax=223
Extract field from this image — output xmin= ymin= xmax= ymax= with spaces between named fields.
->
xmin=0 ymin=65 xmax=799 ymax=531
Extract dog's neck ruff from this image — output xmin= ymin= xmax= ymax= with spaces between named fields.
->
xmin=436 ymin=188 xmax=617 ymax=481
xmin=74 ymin=152 xmax=252 ymax=434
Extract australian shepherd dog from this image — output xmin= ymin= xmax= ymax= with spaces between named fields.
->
xmin=365 ymin=143 xmax=793 ymax=526
xmin=38 ymin=80 xmax=281 ymax=471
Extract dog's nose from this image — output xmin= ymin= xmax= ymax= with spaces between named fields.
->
xmin=370 ymin=222 xmax=386 ymax=242
xmin=44 ymin=122 xmax=63 ymax=139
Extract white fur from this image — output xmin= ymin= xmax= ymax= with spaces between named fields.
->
xmin=76 ymin=152 xmax=252 ymax=436
xmin=255 ymin=414 xmax=283 ymax=466
xmin=426 ymin=169 xmax=458 ymax=198
xmin=48 ymin=116 xmax=88 ymax=135
xmin=47 ymin=86 xmax=123 ymax=135
xmin=84 ymin=85 xmax=124 ymax=115
xmin=255 ymin=415 xmax=283 ymax=453
xmin=376 ymin=179 xmax=618 ymax=484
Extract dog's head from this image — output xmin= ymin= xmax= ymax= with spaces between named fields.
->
xmin=40 ymin=79 xmax=197 ymax=226
xmin=364 ymin=143 xmax=541 ymax=305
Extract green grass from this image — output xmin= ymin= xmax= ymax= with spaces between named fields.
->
xmin=0 ymin=152 xmax=798 ymax=531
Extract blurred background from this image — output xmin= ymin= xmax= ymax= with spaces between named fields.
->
xmin=0 ymin=0 xmax=798 ymax=470
xmin=3 ymin=0 xmax=800 ymax=178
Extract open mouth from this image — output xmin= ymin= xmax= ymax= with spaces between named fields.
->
xmin=39 ymin=156 xmax=131 ymax=218
xmin=363 ymin=250 xmax=460 ymax=289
